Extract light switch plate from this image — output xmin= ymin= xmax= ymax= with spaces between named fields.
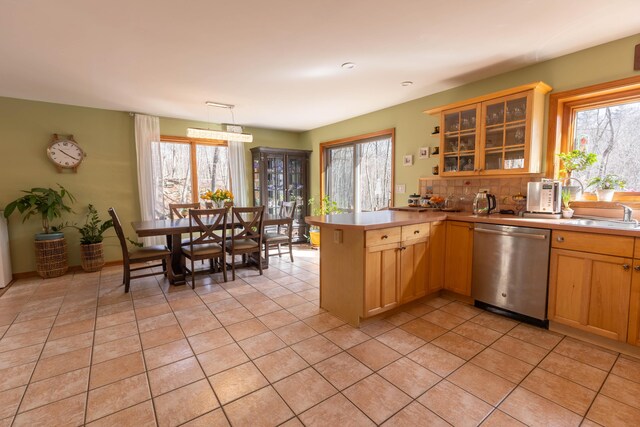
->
xmin=396 ymin=184 xmax=406 ymax=194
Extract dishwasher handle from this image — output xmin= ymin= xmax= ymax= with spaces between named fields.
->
xmin=475 ymin=227 xmax=548 ymax=240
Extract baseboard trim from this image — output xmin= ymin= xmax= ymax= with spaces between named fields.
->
xmin=550 ymin=321 xmax=640 ymax=358
xmin=11 ymin=260 xmax=124 ymax=281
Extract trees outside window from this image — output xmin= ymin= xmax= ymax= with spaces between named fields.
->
xmin=322 ymin=130 xmax=394 ymax=212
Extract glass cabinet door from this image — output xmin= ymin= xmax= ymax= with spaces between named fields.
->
xmin=482 ymin=95 xmax=528 ymax=172
xmin=252 ymin=157 xmax=261 ymax=206
xmin=286 ymin=156 xmax=305 ymax=224
xmin=266 ymin=155 xmax=285 ymax=216
xmin=442 ymin=107 xmax=478 ymax=174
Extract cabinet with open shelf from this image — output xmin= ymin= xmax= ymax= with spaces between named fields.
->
xmin=426 ymin=82 xmax=551 ymax=177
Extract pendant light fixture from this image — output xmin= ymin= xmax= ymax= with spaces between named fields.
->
xmin=187 ymin=102 xmax=254 ymax=142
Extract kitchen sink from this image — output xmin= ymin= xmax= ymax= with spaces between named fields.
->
xmin=565 ymin=218 xmax=640 ymax=230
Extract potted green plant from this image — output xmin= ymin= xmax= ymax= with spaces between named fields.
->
xmin=561 ymin=189 xmax=573 ymax=218
xmin=587 ymin=174 xmax=626 ymax=202
xmin=3 ymin=185 xmax=75 ymax=278
xmin=557 ymin=149 xmax=597 ymax=200
xmin=307 ymin=195 xmax=342 ymax=247
xmin=68 ymin=204 xmax=113 ymax=272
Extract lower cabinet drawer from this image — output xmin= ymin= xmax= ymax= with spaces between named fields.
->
xmin=552 ymin=230 xmax=634 ymax=257
xmin=401 ymin=223 xmax=430 ymax=242
xmin=366 ymin=227 xmax=401 ymax=247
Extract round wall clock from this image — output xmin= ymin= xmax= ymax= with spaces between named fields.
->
xmin=47 ymin=134 xmax=86 ymax=172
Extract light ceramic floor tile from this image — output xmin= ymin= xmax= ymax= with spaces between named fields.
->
xmin=148 ymin=356 xmax=205 ymax=397
xmin=400 ymin=318 xmax=447 ymax=341
xmin=376 ymin=328 xmax=426 ymax=355
xmin=197 ymin=342 xmax=249 ymax=376
xmin=382 ymin=401 xmax=449 ymax=427
xmin=85 ymin=400 xmax=157 ymax=427
xmin=223 ymin=386 xmax=294 ymax=427
xmin=498 ymin=386 xmax=583 ymax=427
xmin=599 ymin=373 xmax=640 ymax=410
xmin=538 ymin=352 xmax=608 ymax=391
xmin=586 ymin=393 xmax=640 ymax=426
xmin=12 ymin=393 xmax=86 ymax=427
xmin=343 ymin=374 xmax=412 ymax=425
xmin=299 ymin=393 xmax=374 ymax=427
xmin=611 ymin=354 xmax=640 ymax=384
xmin=378 ymin=357 xmax=441 ymax=398
xmin=210 ymin=362 xmax=268 ymax=404
xmin=448 ymin=363 xmax=515 ymax=406
xmin=291 ymin=335 xmax=342 ymax=365
xmin=273 ymin=367 xmax=337 ymax=413
xmin=19 ymin=367 xmax=89 ymax=413
xmin=86 ymin=373 xmax=151 ymax=423
xmin=348 ymin=339 xmax=402 ymax=371
xmin=408 ymin=343 xmax=465 ymax=377
xmin=313 ymin=352 xmax=373 ymax=391
xmin=153 ymin=379 xmax=219 ymax=427
xmin=418 ymin=380 xmax=493 ymax=427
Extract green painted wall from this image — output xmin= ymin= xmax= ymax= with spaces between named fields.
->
xmin=301 ymin=33 xmax=640 ymax=205
xmin=0 ymin=99 xmax=300 ymax=274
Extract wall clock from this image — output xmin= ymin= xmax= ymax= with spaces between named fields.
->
xmin=47 ymin=134 xmax=86 ymax=173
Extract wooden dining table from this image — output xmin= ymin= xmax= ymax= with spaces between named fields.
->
xmin=132 ymin=214 xmax=291 ymax=284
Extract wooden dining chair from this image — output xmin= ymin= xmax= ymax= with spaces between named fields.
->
xmin=169 ymin=203 xmax=201 ymax=220
xmin=167 ymin=202 xmax=201 ymax=248
xmin=182 ymin=208 xmax=228 ymax=287
xmin=108 ymin=207 xmax=173 ymax=293
xmin=225 ymin=206 xmax=265 ymax=280
xmin=263 ymin=201 xmax=296 ymax=262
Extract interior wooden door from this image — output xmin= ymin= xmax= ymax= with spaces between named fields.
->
xmin=444 ymin=221 xmax=473 ymax=296
xmin=364 ymin=243 xmax=400 ymax=317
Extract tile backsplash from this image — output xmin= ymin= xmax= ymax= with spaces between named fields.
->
xmin=418 ymin=177 xmax=537 ymax=212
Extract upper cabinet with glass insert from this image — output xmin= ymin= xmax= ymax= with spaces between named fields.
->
xmin=426 ymin=82 xmax=552 ymax=177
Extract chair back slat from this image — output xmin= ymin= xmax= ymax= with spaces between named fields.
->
xmin=188 ymin=208 xmax=227 ymax=246
xmin=279 ymin=201 xmax=296 ymax=219
xmin=230 ymin=206 xmax=264 ymax=241
xmin=108 ymin=207 xmax=129 ymax=258
xmin=169 ymin=203 xmax=200 ymax=220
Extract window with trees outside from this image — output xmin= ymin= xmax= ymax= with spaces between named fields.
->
xmin=154 ymin=136 xmax=229 ymax=219
xmin=321 ymin=129 xmax=394 ymax=212
xmin=548 ymin=76 xmax=640 ymax=201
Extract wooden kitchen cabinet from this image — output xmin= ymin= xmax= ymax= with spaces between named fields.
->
xmin=426 ymin=82 xmax=551 ymax=177
xmin=548 ymin=230 xmax=634 ymax=342
xmin=444 ymin=221 xmax=473 ymax=296
xmin=399 ymin=223 xmax=430 ymax=303
xmin=428 ymin=221 xmax=446 ymax=293
xmin=364 ymin=241 xmax=401 ymax=317
xmin=364 ymin=223 xmax=431 ymax=316
xmin=628 ymin=241 xmax=640 ymax=346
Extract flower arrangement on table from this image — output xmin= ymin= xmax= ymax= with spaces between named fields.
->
xmin=200 ymin=189 xmax=234 ymax=207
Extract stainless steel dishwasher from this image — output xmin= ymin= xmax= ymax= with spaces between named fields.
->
xmin=472 ymin=223 xmax=551 ymax=324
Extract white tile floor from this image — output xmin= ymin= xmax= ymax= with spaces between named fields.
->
xmin=0 ymin=247 xmax=639 ymax=426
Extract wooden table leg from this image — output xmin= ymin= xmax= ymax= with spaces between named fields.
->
xmin=169 ymin=233 xmax=186 ymax=284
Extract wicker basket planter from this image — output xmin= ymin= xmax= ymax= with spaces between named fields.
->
xmin=34 ymin=237 xmax=68 ymax=278
xmin=80 ymin=242 xmax=105 ymax=272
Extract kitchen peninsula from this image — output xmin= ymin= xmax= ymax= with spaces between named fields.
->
xmin=307 ymin=210 xmax=640 ymax=354
xmin=306 ymin=211 xmax=447 ymax=326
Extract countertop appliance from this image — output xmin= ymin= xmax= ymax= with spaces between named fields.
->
xmin=472 ymin=192 xmax=497 ymax=215
xmin=0 ymin=214 xmax=11 ymax=288
xmin=472 ymin=223 xmax=551 ymax=325
xmin=527 ymin=180 xmax=562 ymax=214
xmin=407 ymin=194 xmax=421 ymax=207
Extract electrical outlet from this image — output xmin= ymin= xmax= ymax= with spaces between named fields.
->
xmin=395 ymin=184 xmax=406 ymax=194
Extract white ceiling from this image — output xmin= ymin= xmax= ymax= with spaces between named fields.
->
xmin=1 ymin=0 xmax=639 ymax=132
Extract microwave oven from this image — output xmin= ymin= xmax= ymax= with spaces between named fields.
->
xmin=527 ymin=180 xmax=562 ymax=214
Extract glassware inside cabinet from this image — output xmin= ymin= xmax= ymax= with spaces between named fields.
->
xmin=444 ymin=113 xmax=460 ymax=133
xmin=505 ymin=125 xmax=525 ymax=146
xmin=506 ymin=97 xmax=527 ymax=122
xmin=485 ymin=102 xmax=505 ymax=126
xmin=444 ymin=136 xmax=458 ymax=153
xmin=484 ymin=151 xmax=503 ymax=171
xmin=485 ymin=128 xmax=504 ymax=149
xmin=460 ymin=156 xmax=475 ymax=171
xmin=443 ymin=155 xmax=458 ymax=173
xmin=459 ymin=135 xmax=475 ymax=152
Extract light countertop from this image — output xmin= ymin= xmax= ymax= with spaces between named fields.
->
xmin=305 ymin=210 xmax=640 ymax=237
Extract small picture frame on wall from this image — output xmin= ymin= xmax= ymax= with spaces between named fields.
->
xmin=418 ymin=147 xmax=429 ymax=159
xmin=429 ymin=146 xmax=439 ymax=157
xmin=403 ymin=154 xmax=413 ymax=166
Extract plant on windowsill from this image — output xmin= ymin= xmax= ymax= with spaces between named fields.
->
xmin=65 ymin=204 xmax=113 ymax=272
xmin=557 ymin=149 xmax=597 ymax=201
xmin=587 ymin=174 xmax=626 ymax=202
xmin=3 ymin=185 xmax=75 ymax=278
xmin=307 ymin=195 xmax=342 ymax=248
xmin=561 ymin=189 xmax=573 ymax=218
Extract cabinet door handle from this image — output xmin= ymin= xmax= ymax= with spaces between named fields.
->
xmin=556 ymin=236 xmax=565 ymax=242
xmin=381 ymin=235 xmax=388 ymax=240
xmin=623 ymin=264 xmax=630 ymax=270
xmin=414 ymin=230 xmax=420 ymax=234
xmin=634 ymin=265 xmax=640 ymax=271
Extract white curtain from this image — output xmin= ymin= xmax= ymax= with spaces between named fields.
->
xmin=134 ymin=114 xmax=164 ymax=246
xmin=228 ymin=140 xmax=248 ymax=206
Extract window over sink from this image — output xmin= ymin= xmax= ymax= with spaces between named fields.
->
xmin=548 ymin=75 xmax=640 ymax=203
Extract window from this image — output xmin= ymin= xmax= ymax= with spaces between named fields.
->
xmin=321 ymin=129 xmax=394 ymax=212
xmin=548 ymin=76 xmax=640 ymax=200
xmin=154 ymin=136 xmax=229 ymax=218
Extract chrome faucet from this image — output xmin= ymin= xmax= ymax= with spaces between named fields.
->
xmin=619 ymin=204 xmax=634 ymax=222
